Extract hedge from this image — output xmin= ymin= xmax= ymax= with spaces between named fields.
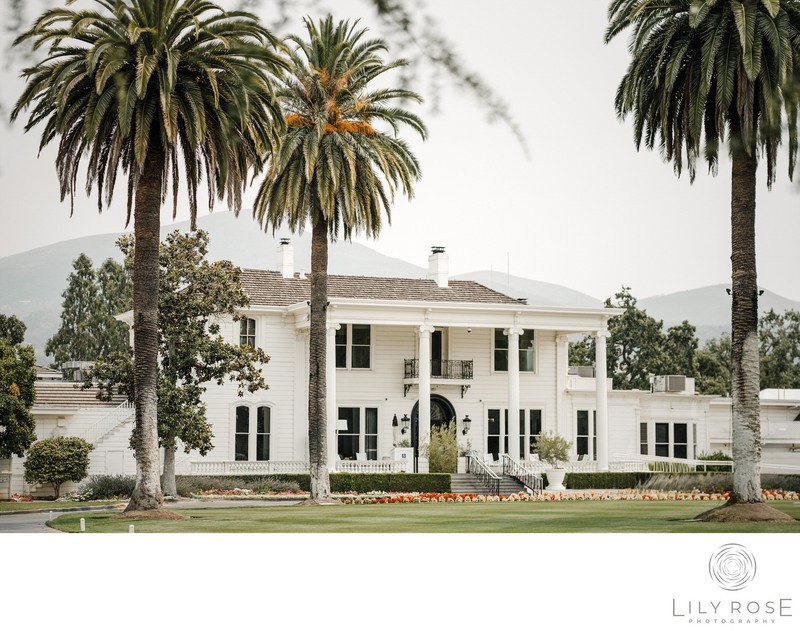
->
xmin=552 ymin=472 xmax=800 ymax=492
xmin=175 ymin=473 xmax=451 ymax=494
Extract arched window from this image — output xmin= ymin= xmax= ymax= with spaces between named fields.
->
xmin=234 ymin=405 xmax=271 ymax=461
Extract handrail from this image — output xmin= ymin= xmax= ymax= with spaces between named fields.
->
xmin=465 ymin=450 xmax=500 ymax=495
xmin=501 ymin=454 xmax=543 ymax=495
xmin=81 ymin=400 xmax=135 ymax=445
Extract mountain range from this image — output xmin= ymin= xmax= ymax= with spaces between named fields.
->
xmin=1 ymin=210 xmax=798 ymax=363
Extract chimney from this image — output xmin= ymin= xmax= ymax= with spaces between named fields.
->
xmin=278 ymin=238 xmax=294 ymax=279
xmin=428 ymin=246 xmax=448 ymax=288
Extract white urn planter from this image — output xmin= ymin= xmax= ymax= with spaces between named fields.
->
xmin=545 ymin=468 xmax=567 ymax=491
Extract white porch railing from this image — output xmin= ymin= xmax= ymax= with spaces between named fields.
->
xmin=190 ymin=460 xmax=310 ymax=475
xmin=80 ymin=400 xmax=135 ymax=445
xmin=189 ymin=459 xmax=410 ymax=475
xmin=336 ymin=460 xmax=408 ymax=473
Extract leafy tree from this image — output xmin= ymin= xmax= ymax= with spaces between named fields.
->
xmin=252 ymin=16 xmax=425 ymax=501
xmin=662 ymin=321 xmax=700 ymax=378
xmin=0 ymin=315 xmax=36 ymax=458
xmin=45 ymin=254 xmax=130 ymax=371
xmin=89 ymin=230 xmax=270 ymax=496
xmin=760 ymin=309 xmax=800 ymax=389
xmin=695 ymin=334 xmax=733 ymax=396
xmin=12 ymin=0 xmax=284 ymax=511
xmin=606 ymin=0 xmax=800 ymax=515
xmin=23 ymin=436 xmax=94 ymax=499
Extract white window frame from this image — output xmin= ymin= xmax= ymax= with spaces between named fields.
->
xmin=336 ymin=405 xmax=379 ymax=460
xmin=232 ymin=403 xmax=272 ymax=462
xmin=575 ymin=409 xmax=597 ymax=461
xmin=642 ymin=421 xmax=696 ymax=460
xmin=491 ymin=328 xmax=536 ymax=374
xmin=239 ymin=317 xmax=256 ymax=347
xmin=335 ymin=324 xmax=372 ymax=370
xmin=484 ymin=406 xmax=544 ymax=459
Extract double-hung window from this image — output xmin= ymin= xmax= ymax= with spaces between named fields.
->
xmin=335 ymin=324 xmax=371 ymax=369
xmin=234 ymin=405 xmax=271 ymax=461
xmin=645 ymin=421 xmax=695 ymax=459
xmin=576 ymin=410 xmax=597 ymax=460
xmin=493 ymin=329 xmax=535 ymax=372
xmin=486 ymin=408 xmax=542 ymax=459
xmin=239 ymin=318 xmax=256 ymax=347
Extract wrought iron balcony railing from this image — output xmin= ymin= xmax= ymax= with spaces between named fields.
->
xmin=404 ymin=358 xmax=473 ymax=380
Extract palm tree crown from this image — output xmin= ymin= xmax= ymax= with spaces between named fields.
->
xmin=606 ymin=0 xmax=800 ymax=184
xmin=11 ymin=0 xmax=285 ymax=511
xmin=254 ymin=15 xmax=426 ymax=239
xmin=12 ymin=0 xmax=285 ymax=225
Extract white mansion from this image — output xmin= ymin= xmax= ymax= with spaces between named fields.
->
xmin=2 ymin=244 xmax=798 ymax=498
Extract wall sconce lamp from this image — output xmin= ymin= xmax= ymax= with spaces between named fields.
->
xmin=462 ymin=414 xmax=471 ymax=435
xmin=392 ymin=414 xmax=398 ymax=428
xmin=401 ymin=414 xmax=410 ymax=434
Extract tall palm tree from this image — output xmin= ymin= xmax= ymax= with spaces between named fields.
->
xmin=606 ymin=0 xmax=800 ymax=519
xmin=253 ymin=16 xmax=426 ymax=501
xmin=11 ymin=0 xmax=284 ymax=511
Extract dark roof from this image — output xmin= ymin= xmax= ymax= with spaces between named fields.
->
xmin=240 ymin=270 xmax=523 ymax=307
xmin=34 ymin=381 xmax=128 ymax=409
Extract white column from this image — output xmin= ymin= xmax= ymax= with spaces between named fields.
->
xmin=326 ymin=323 xmax=340 ymax=473
xmin=418 ymin=325 xmax=435 ymax=459
xmin=555 ymin=334 xmax=569 ymax=437
xmin=595 ymin=329 xmax=610 ymax=472
xmin=505 ymin=327 xmax=523 ymax=461
xmin=294 ymin=330 xmax=309 ymax=461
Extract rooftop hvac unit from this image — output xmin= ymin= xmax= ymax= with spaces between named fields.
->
xmin=568 ymin=366 xmax=595 ymax=378
xmin=653 ymin=375 xmax=686 ymax=393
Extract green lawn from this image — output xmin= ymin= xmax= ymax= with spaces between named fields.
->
xmin=0 ymin=500 xmax=122 ymax=513
xmin=48 ymin=500 xmax=800 ymax=533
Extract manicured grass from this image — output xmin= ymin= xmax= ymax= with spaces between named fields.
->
xmin=0 ymin=500 xmax=121 ymax=513
xmin=48 ymin=500 xmax=800 ymax=533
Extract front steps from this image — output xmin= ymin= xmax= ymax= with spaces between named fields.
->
xmin=450 ymin=473 xmax=528 ymax=496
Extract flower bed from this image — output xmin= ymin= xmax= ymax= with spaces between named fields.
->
xmin=9 ymin=493 xmax=33 ymax=503
xmin=339 ymin=489 xmax=800 ymax=504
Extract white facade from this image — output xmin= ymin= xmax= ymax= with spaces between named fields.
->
xmin=5 ymin=250 xmax=799 ymax=498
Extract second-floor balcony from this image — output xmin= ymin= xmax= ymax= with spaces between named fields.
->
xmin=404 ymin=359 xmax=474 ymax=380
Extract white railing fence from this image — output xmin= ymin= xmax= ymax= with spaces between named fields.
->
xmin=81 ymin=400 xmax=135 ymax=445
xmin=190 ymin=460 xmax=310 ymax=475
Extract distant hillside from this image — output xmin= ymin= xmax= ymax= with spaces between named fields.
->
xmin=640 ymin=285 xmax=800 ymax=342
xmin=2 ymin=210 xmax=798 ymax=361
xmin=453 ymin=271 xmax=601 ymax=308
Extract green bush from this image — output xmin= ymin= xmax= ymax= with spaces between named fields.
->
xmin=425 ymin=421 xmax=457 ymax=473
xmin=563 ymin=472 xmax=654 ymax=489
xmin=331 ymin=473 xmax=450 ymax=494
xmin=536 ymin=432 xmax=571 ymax=467
xmin=79 ymin=474 xmax=135 ymax=499
xmin=696 ymin=451 xmax=734 ymax=473
xmin=175 ymin=475 xmax=305 ymax=496
xmin=23 ymin=436 xmax=94 ymax=498
xmin=174 ymin=473 xmax=451 ymax=495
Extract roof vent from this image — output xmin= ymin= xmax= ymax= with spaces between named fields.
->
xmin=431 ymin=246 xmax=445 ymax=254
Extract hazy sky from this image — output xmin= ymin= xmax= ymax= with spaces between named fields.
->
xmin=1 ymin=0 xmax=799 ymax=302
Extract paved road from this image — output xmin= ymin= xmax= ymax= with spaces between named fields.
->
xmin=0 ymin=498 xmax=302 ymax=533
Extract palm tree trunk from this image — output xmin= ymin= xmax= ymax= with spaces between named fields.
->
xmin=126 ymin=140 xmax=165 ymax=512
xmin=729 ymin=148 xmax=762 ymax=505
xmin=308 ymin=217 xmax=331 ymax=500
xmin=162 ymin=440 xmax=177 ymax=497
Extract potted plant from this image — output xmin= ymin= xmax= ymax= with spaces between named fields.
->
xmin=535 ymin=431 xmax=571 ymax=491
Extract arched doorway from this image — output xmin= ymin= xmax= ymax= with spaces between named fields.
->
xmin=411 ymin=395 xmax=457 ymax=472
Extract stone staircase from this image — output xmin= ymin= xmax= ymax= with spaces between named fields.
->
xmin=450 ymin=473 xmax=528 ymax=496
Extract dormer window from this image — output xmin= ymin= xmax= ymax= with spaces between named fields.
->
xmin=240 ymin=318 xmax=256 ymax=347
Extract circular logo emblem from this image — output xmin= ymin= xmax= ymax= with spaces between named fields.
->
xmin=708 ymin=544 xmax=757 ymax=591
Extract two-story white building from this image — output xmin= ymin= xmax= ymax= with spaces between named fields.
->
xmin=4 ymin=244 xmax=798 ymax=498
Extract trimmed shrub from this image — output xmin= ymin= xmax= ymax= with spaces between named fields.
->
xmin=174 ymin=473 xmax=451 ymax=495
xmin=696 ymin=451 xmax=734 ymax=473
xmin=79 ymin=474 xmax=135 ymax=499
xmin=175 ymin=475 xmax=305 ymax=496
xmin=23 ymin=436 xmax=94 ymax=498
xmin=563 ymin=472 xmax=653 ymax=489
